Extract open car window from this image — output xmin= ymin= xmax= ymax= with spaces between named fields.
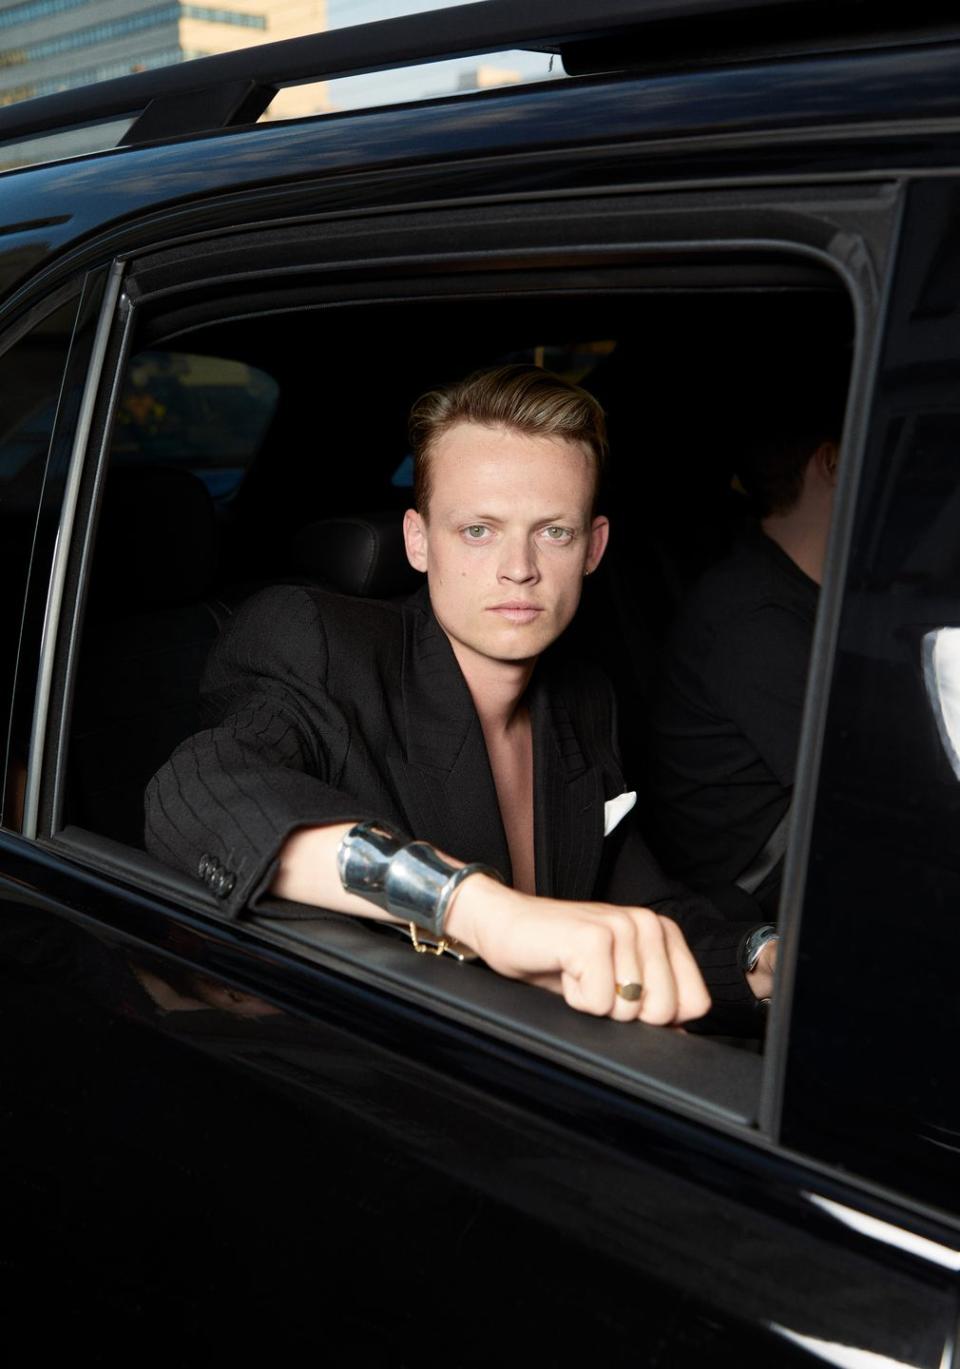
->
xmin=26 ymin=186 xmax=890 ymax=1153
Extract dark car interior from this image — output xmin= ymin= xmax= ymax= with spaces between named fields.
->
xmin=64 ymin=281 xmax=854 ymax=862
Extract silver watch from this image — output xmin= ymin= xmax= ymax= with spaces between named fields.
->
xmin=740 ymin=923 xmax=779 ymax=974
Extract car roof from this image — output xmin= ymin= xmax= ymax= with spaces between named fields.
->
xmin=0 ymin=0 xmax=959 ymax=311
xmin=1 ymin=0 xmax=958 ymax=154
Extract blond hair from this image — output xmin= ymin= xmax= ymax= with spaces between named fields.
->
xmin=408 ymin=364 xmax=607 ymax=514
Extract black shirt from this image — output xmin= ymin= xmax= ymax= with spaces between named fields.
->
xmin=650 ymin=530 xmax=818 ymax=915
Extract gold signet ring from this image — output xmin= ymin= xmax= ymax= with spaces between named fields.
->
xmin=615 ymin=981 xmax=643 ymax=1001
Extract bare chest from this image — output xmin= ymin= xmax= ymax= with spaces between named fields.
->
xmin=483 ymin=719 xmax=536 ymax=896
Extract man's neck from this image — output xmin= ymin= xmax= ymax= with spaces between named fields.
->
xmin=448 ymin=637 xmax=535 ymax=736
xmin=760 ymin=455 xmax=836 ymax=587
xmin=761 ymin=509 xmax=828 ymax=586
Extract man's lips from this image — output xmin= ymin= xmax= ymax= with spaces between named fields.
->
xmin=487 ymin=603 xmax=544 ymax=624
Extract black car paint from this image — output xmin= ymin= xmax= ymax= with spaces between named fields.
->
xmin=0 ymin=30 xmax=958 ymax=1362
xmin=1 ymin=42 xmax=960 ymax=304
xmin=1 ymin=837 xmax=954 ymax=1361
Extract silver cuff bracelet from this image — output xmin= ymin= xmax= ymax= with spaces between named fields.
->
xmin=337 ymin=821 xmax=503 ymax=939
xmin=336 ymin=819 xmax=405 ymax=911
xmin=384 ymin=841 xmax=503 ymax=938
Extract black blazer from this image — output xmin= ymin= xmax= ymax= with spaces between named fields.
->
xmin=145 ymin=584 xmax=756 ymax=1008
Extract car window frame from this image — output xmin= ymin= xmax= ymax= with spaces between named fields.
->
xmin=8 ymin=179 xmax=904 ymax=1168
xmin=0 ymin=273 xmax=111 ymax=828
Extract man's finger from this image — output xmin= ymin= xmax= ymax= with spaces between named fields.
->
xmin=658 ymin=915 xmax=711 ymax=1022
xmin=559 ymin=922 xmax=617 ymax=1016
xmin=631 ymin=910 xmax=679 ymax=1025
xmin=607 ymin=909 xmax=646 ymax=1022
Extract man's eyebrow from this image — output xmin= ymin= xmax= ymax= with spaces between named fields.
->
xmin=446 ymin=511 xmax=579 ymax=524
xmin=443 ymin=510 xmax=505 ymax=525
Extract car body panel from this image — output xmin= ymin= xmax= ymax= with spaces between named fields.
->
xmin=0 ymin=840 xmax=956 ymax=1362
xmin=2 ymin=43 xmax=960 ymax=304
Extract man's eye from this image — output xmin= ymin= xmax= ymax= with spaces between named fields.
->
xmin=463 ymin=525 xmax=489 ymax=540
xmin=542 ymin=526 xmax=574 ymax=543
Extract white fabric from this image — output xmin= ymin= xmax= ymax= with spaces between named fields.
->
xmin=603 ymin=789 xmax=637 ymax=837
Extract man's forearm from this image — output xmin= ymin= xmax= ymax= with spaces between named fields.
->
xmin=272 ymin=823 xmax=396 ymax=919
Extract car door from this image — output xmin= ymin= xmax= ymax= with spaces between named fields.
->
xmin=778 ymin=176 xmax=960 ymax=1216
xmin=0 ymin=129 xmax=958 ymax=1369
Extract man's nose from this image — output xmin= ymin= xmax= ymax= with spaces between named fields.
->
xmin=498 ymin=534 xmax=539 ymax=583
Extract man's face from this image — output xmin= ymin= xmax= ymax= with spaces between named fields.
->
xmin=403 ymin=421 xmax=609 ymax=673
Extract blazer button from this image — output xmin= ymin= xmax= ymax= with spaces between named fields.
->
xmin=212 ymin=869 xmax=234 ymax=898
xmin=198 ymin=854 xmax=212 ymax=879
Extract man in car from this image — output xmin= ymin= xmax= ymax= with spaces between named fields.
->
xmin=146 ymin=364 xmax=776 ymax=1027
xmin=650 ymin=381 xmax=845 ymax=920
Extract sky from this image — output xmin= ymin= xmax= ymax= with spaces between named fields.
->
xmin=311 ymin=0 xmax=555 ymax=113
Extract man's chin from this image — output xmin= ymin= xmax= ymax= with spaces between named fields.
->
xmin=476 ymin=622 xmax=559 ymax=662
xmin=436 ymin=610 xmax=566 ymax=669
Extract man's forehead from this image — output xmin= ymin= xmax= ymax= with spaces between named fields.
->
xmin=433 ymin=419 xmax=587 ymax=456
xmin=429 ymin=421 xmax=594 ymax=498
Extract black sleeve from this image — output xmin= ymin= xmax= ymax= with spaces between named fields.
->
xmin=144 ymin=585 xmax=389 ymax=916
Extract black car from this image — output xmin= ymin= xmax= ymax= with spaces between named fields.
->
xmin=1 ymin=2 xmax=958 ymax=1360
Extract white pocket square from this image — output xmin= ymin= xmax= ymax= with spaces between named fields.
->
xmin=603 ymin=790 xmax=637 ymax=837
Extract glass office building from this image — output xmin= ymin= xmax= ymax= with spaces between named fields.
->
xmin=0 ymin=0 xmax=328 ymax=162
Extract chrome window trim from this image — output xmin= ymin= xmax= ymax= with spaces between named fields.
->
xmin=22 ymin=257 xmax=125 ymax=839
xmin=47 ymin=288 xmax=135 ymax=835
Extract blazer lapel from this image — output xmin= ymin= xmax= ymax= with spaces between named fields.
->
xmin=529 ymin=669 xmax=605 ymax=902
xmin=388 ymin=590 xmax=513 ymax=881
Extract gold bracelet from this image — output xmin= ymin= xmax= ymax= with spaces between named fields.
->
xmin=407 ymin=923 xmax=478 ymax=962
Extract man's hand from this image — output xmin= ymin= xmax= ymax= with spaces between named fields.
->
xmin=446 ymin=876 xmax=711 ymax=1026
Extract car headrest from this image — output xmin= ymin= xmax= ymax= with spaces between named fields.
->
xmin=292 ymin=512 xmax=423 ymax=599
xmin=90 ymin=465 xmax=218 ymax=614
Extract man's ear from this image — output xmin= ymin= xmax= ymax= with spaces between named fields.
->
xmin=816 ymin=440 xmax=841 ymax=485
xmin=585 ymin=515 xmax=610 ymax=575
xmin=403 ymin=508 xmax=428 ymax=573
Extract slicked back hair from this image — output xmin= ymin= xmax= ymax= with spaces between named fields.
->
xmin=409 ymin=364 xmax=608 ymax=515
